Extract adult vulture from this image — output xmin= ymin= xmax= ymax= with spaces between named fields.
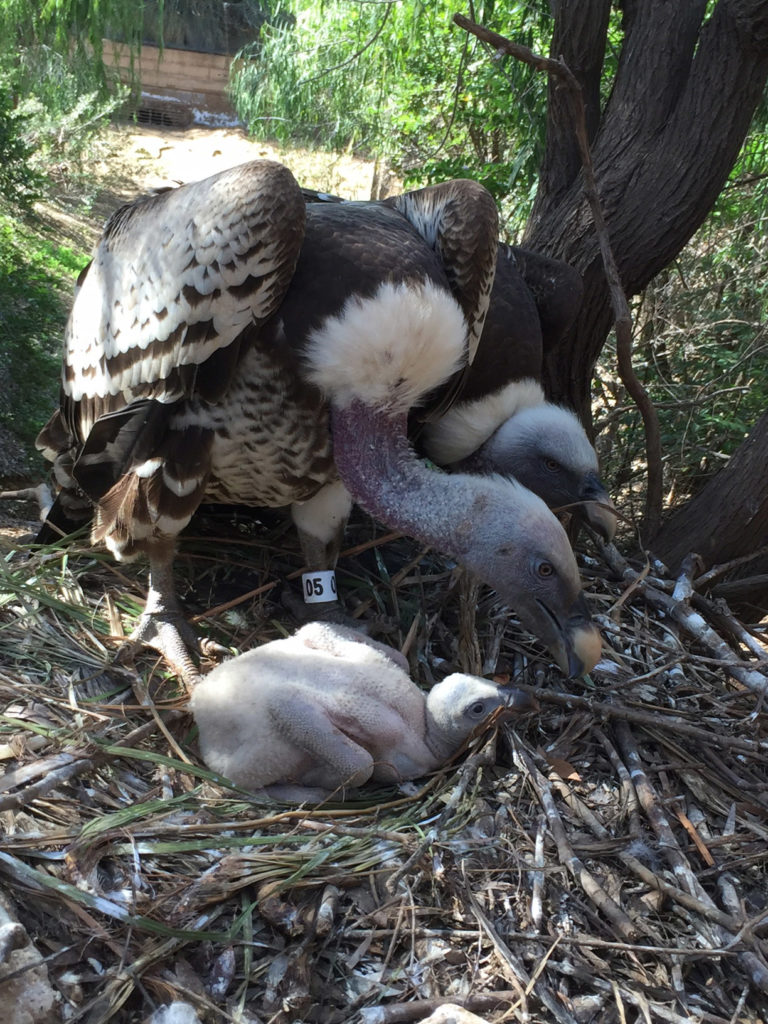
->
xmin=288 ymin=192 xmax=616 ymax=598
xmin=37 ymin=160 xmax=601 ymax=683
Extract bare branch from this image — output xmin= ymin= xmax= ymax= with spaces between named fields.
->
xmin=453 ymin=12 xmax=664 ymax=535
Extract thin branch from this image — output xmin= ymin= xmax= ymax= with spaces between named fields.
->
xmin=453 ymin=12 xmax=663 ymax=536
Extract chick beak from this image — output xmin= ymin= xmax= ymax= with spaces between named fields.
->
xmin=500 ymin=687 xmax=540 ymax=715
xmin=580 ymin=472 xmax=617 ymax=543
xmin=538 ymin=592 xmax=602 ymax=678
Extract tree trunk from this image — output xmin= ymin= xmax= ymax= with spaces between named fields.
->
xmin=650 ymin=411 xmax=768 ymax=582
xmin=525 ymin=0 xmax=768 ymax=423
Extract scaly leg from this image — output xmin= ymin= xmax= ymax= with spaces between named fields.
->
xmin=126 ymin=541 xmax=203 ymax=685
xmin=287 ymin=482 xmax=352 ymax=623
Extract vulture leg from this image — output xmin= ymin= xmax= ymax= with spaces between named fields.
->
xmin=127 ymin=541 xmax=203 ymax=685
xmin=286 ymin=482 xmax=353 ymax=623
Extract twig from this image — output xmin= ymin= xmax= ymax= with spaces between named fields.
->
xmin=514 ymin=745 xmax=639 ymax=941
xmin=453 ymin=13 xmax=663 ymax=535
xmin=356 ymin=991 xmax=526 ymax=1024
xmin=600 ymin=542 xmax=768 ymax=695
xmin=694 ymin=544 xmax=768 ymax=589
xmin=672 ymin=553 xmax=705 ymax=603
xmin=690 ymin=592 xmax=768 ymax=663
xmin=614 ymin=721 xmax=768 ymax=993
xmin=549 ymin=960 xmax=726 ymax=1024
xmin=384 ymin=748 xmax=485 ymax=894
xmin=0 ymin=711 xmax=182 ymax=812
xmin=0 ymin=756 xmax=93 ymax=812
xmin=529 ymin=815 xmax=546 ymax=930
xmin=530 ymin=689 xmax=768 ymax=758
xmin=592 ymin=725 xmax=644 ymax=840
xmin=341 ymin=927 xmax=741 ymax=956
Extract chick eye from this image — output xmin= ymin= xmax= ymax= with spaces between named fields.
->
xmin=469 ymin=700 xmax=488 ymax=717
xmin=544 ymin=458 xmax=560 ymax=473
xmin=537 ymin=561 xmax=555 ymax=579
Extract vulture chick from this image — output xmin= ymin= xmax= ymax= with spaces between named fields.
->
xmin=190 ymin=622 xmax=537 ymax=797
xmin=37 ymin=160 xmax=601 ymax=682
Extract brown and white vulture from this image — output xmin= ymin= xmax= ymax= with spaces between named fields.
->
xmin=300 ymin=189 xmax=616 ymax=544
xmin=37 ymin=160 xmax=601 ymax=683
xmin=287 ymin=195 xmax=616 ymax=599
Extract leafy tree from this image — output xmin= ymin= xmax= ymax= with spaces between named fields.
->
xmin=230 ymin=1 xmax=553 ymax=230
xmin=507 ymin=1 xmax=768 ymax=579
xmin=0 ymin=0 xmax=152 ymax=80
xmin=0 ymin=74 xmax=44 ymax=208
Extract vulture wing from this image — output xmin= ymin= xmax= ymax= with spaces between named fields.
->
xmin=64 ymin=159 xmax=306 ymax=435
xmin=37 ymin=160 xmax=306 ymax=547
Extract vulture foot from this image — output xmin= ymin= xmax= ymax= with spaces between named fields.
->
xmin=122 ymin=611 xmax=204 ymax=687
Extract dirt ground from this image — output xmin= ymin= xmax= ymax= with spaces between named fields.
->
xmin=31 ymin=122 xmax=385 ymax=269
xmin=97 ymin=123 xmax=382 ymax=198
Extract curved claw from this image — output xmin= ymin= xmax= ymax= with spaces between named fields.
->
xmin=123 ymin=610 xmax=204 ymax=687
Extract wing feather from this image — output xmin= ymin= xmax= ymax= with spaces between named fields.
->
xmin=62 ymin=160 xmax=306 ymax=427
xmin=386 ymin=179 xmax=498 ymax=367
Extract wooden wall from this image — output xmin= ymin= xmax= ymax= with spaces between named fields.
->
xmin=103 ymin=40 xmax=238 ymax=124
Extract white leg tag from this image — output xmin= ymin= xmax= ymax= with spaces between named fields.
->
xmin=302 ymin=570 xmax=338 ymax=603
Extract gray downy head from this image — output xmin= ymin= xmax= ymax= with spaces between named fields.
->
xmin=425 ymin=673 xmax=538 ymax=759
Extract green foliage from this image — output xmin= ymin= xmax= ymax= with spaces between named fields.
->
xmin=0 ymin=0 xmax=155 ymax=81
xmin=230 ymin=1 xmax=552 ymax=231
xmin=14 ymin=46 xmax=129 ymax=170
xmin=0 ymin=213 xmax=81 ymax=459
xmin=0 ymin=73 xmax=45 ymax=208
xmin=595 ymin=114 xmax=768 ymax=513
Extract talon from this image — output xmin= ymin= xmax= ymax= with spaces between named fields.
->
xmin=199 ymin=637 xmax=232 ymax=661
xmin=129 ymin=609 xmax=203 ymax=687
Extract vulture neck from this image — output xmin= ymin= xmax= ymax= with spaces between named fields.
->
xmin=331 ymin=399 xmax=475 ymax=559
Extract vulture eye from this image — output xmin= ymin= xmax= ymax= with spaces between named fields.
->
xmin=537 ymin=561 xmax=555 ymax=579
xmin=468 ymin=700 xmax=489 ymax=718
xmin=544 ymin=458 xmax=560 ymax=472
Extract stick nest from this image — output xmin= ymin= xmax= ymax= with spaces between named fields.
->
xmin=0 ymin=504 xmax=766 ymax=1024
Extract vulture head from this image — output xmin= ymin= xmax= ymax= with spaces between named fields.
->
xmin=425 ymin=673 xmax=538 ymax=760
xmin=421 ymin=380 xmax=617 ymax=543
xmin=430 ymin=470 xmax=602 ymax=678
xmin=469 ymin=402 xmax=616 ymax=541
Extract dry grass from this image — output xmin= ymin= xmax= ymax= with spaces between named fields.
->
xmin=1 ymin=499 xmax=767 ymax=1024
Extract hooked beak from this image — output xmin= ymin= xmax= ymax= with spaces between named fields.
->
xmin=535 ymin=593 xmax=601 ymax=678
xmin=578 ymin=472 xmax=617 ymax=542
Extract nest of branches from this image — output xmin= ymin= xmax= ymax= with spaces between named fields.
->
xmin=0 ymin=502 xmax=766 ymax=1024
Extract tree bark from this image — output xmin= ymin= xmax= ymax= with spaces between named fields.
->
xmin=650 ymin=411 xmax=768 ymax=581
xmin=524 ymin=0 xmax=768 ymax=422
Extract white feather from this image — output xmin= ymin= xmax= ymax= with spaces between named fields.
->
xmin=421 ymin=378 xmax=545 ymax=464
xmin=304 ymin=280 xmax=467 ymax=413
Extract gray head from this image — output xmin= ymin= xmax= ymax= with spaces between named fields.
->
xmin=446 ymin=473 xmax=602 ymax=678
xmin=425 ymin=674 xmax=537 ymax=759
xmin=473 ymin=403 xmax=617 ymax=542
